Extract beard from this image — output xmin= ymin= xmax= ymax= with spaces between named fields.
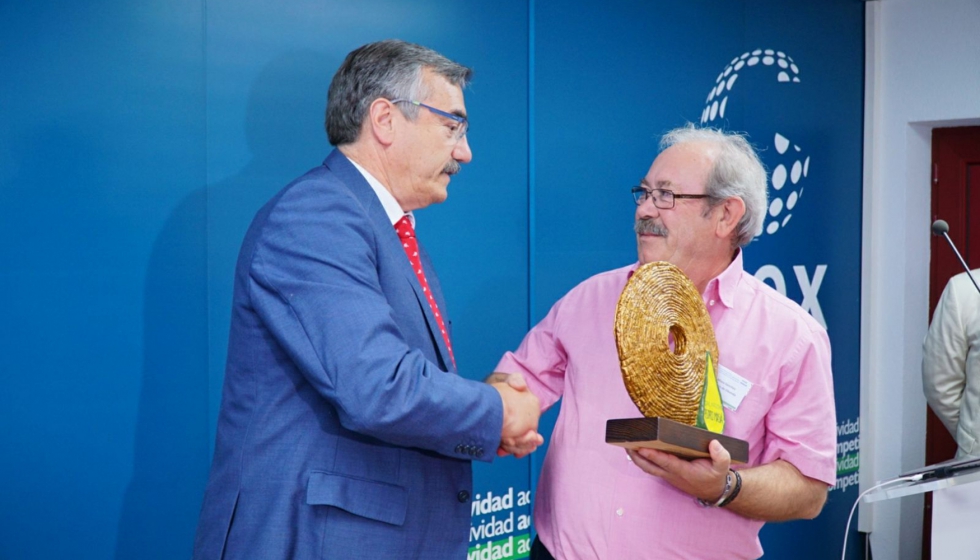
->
xmin=634 ymin=217 xmax=668 ymax=237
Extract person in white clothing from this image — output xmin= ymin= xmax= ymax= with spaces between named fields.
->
xmin=923 ymin=269 xmax=980 ymax=458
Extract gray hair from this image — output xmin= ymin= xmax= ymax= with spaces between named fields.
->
xmin=660 ymin=125 xmax=768 ymax=247
xmin=325 ymin=39 xmax=473 ymax=146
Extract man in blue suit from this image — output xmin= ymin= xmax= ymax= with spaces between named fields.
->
xmin=194 ymin=40 xmax=542 ymax=560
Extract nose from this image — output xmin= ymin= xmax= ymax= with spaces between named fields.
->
xmin=636 ymin=194 xmax=659 ymax=219
xmin=453 ymin=135 xmax=473 ymax=164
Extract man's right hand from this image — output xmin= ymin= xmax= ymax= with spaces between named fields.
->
xmin=490 ymin=373 xmax=543 ymax=458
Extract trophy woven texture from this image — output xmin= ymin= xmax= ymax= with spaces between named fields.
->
xmin=615 ymin=261 xmax=719 ymax=425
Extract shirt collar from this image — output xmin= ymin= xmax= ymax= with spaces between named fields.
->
xmin=704 ymin=249 xmax=744 ymax=309
xmin=348 ymin=158 xmax=414 ymax=228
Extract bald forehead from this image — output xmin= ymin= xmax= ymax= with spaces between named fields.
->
xmin=644 ymin=141 xmax=717 ymax=192
xmin=663 ymin=141 xmax=718 ymax=167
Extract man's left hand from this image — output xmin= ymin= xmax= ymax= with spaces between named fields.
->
xmin=627 ymin=439 xmax=731 ymax=502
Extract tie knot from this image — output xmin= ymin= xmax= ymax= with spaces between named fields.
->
xmin=395 ymin=215 xmax=415 ymax=239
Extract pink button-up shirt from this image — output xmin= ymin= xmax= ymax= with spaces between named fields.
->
xmin=496 ymin=252 xmax=836 ymax=559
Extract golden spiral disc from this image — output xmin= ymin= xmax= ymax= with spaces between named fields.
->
xmin=615 ymin=261 xmax=719 ymax=425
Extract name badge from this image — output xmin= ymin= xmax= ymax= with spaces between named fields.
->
xmin=717 ymin=365 xmax=752 ymax=411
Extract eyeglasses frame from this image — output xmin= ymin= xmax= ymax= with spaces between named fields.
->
xmin=631 ymin=186 xmax=713 ymax=209
xmin=390 ymin=98 xmax=468 ymax=141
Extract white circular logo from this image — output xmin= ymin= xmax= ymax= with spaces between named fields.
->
xmin=700 ymin=49 xmax=810 ymax=237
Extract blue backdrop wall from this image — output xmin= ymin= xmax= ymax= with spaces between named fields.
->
xmin=0 ymin=1 xmax=863 ymax=559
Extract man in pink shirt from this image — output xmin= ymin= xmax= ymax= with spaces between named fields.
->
xmin=491 ymin=126 xmax=837 ymax=559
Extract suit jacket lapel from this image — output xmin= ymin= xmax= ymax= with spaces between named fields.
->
xmin=322 ymin=150 xmax=453 ymax=372
xmin=415 ymin=244 xmax=455 ymax=373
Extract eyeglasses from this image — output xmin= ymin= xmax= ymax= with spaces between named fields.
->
xmin=390 ymin=99 xmax=468 ymax=142
xmin=631 ymin=186 xmax=712 ymax=209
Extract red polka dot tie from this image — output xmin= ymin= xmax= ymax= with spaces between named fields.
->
xmin=395 ymin=216 xmax=455 ymax=368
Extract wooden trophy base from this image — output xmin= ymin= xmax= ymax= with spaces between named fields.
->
xmin=606 ymin=417 xmax=749 ymax=464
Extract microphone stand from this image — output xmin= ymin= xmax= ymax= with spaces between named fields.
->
xmin=931 ymin=219 xmax=980 ymax=296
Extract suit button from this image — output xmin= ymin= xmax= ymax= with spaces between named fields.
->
xmin=457 ymin=490 xmax=470 ymax=503
xmin=476 ymin=447 xmax=484 ymax=457
xmin=455 ymin=444 xmax=464 ymax=453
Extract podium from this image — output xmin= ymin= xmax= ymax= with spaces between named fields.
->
xmin=863 ymin=463 xmax=980 ymax=559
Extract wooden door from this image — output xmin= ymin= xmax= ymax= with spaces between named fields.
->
xmin=923 ymin=125 xmax=980 ymax=559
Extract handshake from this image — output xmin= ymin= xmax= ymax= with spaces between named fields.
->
xmin=487 ymin=372 xmax=544 ymax=458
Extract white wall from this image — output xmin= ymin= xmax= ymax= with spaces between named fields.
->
xmin=862 ymin=1 xmax=980 ymax=558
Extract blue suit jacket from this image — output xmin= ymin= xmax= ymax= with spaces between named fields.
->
xmin=194 ymin=150 xmax=503 ymax=559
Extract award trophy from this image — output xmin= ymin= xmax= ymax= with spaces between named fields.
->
xmin=605 ymin=261 xmax=749 ymax=464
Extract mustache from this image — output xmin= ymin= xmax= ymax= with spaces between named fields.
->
xmin=635 ymin=218 xmax=668 ymax=236
xmin=443 ymin=159 xmax=461 ymax=176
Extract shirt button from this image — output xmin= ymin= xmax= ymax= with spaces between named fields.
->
xmin=457 ymin=490 xmax=470 ymax=503
xmin=616 ymin=508 xmax=624 ymax=517
xmin=709 ymin=299 xmax=716 ymax=306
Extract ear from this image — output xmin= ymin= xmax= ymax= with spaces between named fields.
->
xmin=366 ymin=98 xmax=396 ymax=146
xmin=715 ymin=196 xmax=746 ymax=240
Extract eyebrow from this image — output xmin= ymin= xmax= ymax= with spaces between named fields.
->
xmin=640 ymin=179 xmax=674 ymax=190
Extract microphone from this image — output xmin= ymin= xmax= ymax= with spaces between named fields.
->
xmin=931 ymin=219 xmax=980 ymax=296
